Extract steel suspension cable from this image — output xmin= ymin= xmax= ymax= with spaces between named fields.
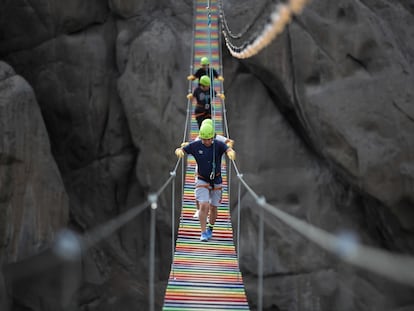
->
xmin=149 ymin=197 xmax=157 ymax=311
xmin=237 ymin=177 xmax=242 ymax=277
xmin=228 ymin=159 xmax=414 ymax=287
xmin=221 ymin=97 xmax=230 ymax=145
xmin=180 ymin=157 xmax=185 ymax=229
xmin=258 ymin=206 xmax=264 ymax=311
xmin=47 ymin=157 xmax=184 ymax=311
xmin=170 ymin=168 xmax=177 ymax=280
xmin=183 ymin=0 xmax=197 ymax=144
xmin=77 ymin=158 xmax=181 ymax=251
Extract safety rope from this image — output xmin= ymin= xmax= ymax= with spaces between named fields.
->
xmin=216 ymin=7 xmax=234 ymax=227
xmin=258 ymin=207 xmax=264 ymax=311
xmin=219 ymin=0 xmax=311 ymax=59
xmin=206 ymin=1 xmax=217 ymax=185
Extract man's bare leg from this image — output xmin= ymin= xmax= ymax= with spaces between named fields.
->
xmin=199 ymin=202 xmax=209 ymax=233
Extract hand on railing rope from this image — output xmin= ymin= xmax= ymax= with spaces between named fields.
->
xmin=217 ymin=75 xmax=224 ymax=81
xmin=175 ymin=148 xmax=185 ymax=158
xmin=187 ymin=75 xmax=195 ymax=81
xmin=227 ymin=149 xmax=236 ymax=160
xmin=226 ymin=139 xmax=234 ymax=148
xmin=187 ymin=93 xmax=193 ymax=100
xmin=218 ymin=93 xmax=225 ymax=100
xmin=181 ymin=142 xmax=189 ymax=148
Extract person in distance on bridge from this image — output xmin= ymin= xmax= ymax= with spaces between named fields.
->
xmin=187 ymin=56 xmax=224 ymax=82
xmin=175 ymin=122 xmax=236 ymax=242
xmin=187 ymin=75 xmax=225 ymax=128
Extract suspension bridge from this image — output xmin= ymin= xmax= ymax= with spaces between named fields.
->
xmin=162 ymin=1 xmax=249 ymax=310
xmin=4 ymin=1 xmax=414 ymax=311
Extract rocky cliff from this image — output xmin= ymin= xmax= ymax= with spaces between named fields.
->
xmin=1 ymin=0 xmax=414 ymax=310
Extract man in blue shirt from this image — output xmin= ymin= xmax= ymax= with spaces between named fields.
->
xmin=175 ymin=122 xmax=236 ymax=241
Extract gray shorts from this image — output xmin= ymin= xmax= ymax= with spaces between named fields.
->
xmin=195 ymin=180 xmax=222 ymax=207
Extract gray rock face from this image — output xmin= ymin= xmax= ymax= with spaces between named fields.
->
xmin=0 ymin=61 xmax=68 ymax=262
xmin=1 ymin=0 xmax=414 ymax=310
xmin=118 ymin=17 xmax=191 ymax=190
xmin=0 ymin=61 xmax=69 ymax=308
xmin=290 ymin=0 xmax=414 ymax=228
xmin=0 ymin=0 xmax=108 ymax=54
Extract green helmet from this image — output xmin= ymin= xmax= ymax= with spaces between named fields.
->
xmin=199 ymin=123 xmax=214 ymax=139
xmin=201 ymin=118 xmax=213 ymax=127
xmin=199 ymin=75 xmax=211 ymax=87
xmin=200 ymin=57 xmax=209 ymax=66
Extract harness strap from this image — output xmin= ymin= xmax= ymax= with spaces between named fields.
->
xmin=197 ymin=173 xmax=221 ymax=190
xmin=195 ymin=112 xmax=211 ymax=118
xmin=196 ymin=183 xmax=222 ymax=191
xmin=197 ymin=173 xmax=220 ymax=182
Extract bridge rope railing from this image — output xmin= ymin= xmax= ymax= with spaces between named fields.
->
xmin=218 ymin=0 xmax=311 ymax=59
xmin=54 ymin=159 xmax=182 ymax=311
xmin=4 ymin=155 xmax=184 ymax=311
xmin=228 ymin=157 xmax=414 ymax=290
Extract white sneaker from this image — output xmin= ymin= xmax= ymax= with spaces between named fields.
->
xmin=193 ymin=210 xmax=199 ymax=219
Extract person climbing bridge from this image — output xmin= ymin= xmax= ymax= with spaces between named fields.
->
xmin=187 ymin=75 xmax=225 ymax=128
xmin=175 ymin=121 xmax=236 ymax=242
xmin=187 ymin=56 xmax=224 ymax=82
xmin=180 ymin=118 xmax=234 ymax=219
xmin=182 ymin=118 xmax=234 ymax=149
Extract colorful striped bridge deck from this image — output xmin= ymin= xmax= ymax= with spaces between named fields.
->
xmin=163 ymin=1 xmax=250 ymax=310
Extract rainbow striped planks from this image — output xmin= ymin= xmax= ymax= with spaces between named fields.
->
xmin=163 ymin=1 xmax=250 ymax=310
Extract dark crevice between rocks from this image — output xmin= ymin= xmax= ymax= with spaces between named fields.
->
xmin=69 ymin=211 xmax=87 ymax=234
xmin=64 ymin=20 xmax=108 ymax=36
xmin=0 ymin=154 xmax=23 ymax=165
xmin=293 ymin=17 xmax=336 ymax=65
xmin=97 ymin=101 xmax=110 ymax=156
xmin=62 ymin=2 xmax=111 ymax=35
xmin=354 ymin=0 xmax=376 ymax=19
xmin=58 ymin=146 xmax=137 ymax=174
xmin=392 ymin=101 xmax=414 ymax=123
xmin=26 ymin=0 xmax=49 ymax=32
xmin=284 ymin=24 xmax=371 ymax=199
xmin=395 ymin=0 xmax=414 ymax=15
xmin=362 ymin=192 xmax=414 ymax=254
xmin=346 ymin=53 xmax=369 ymax=73
xmin=236 ymin=60 xmax=323 ymax=163
xmin=285 ymin=24 xmax=323 ymax=159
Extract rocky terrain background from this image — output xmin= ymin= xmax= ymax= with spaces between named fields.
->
xmin=1 ymin=0 xmax=414 ymax=310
